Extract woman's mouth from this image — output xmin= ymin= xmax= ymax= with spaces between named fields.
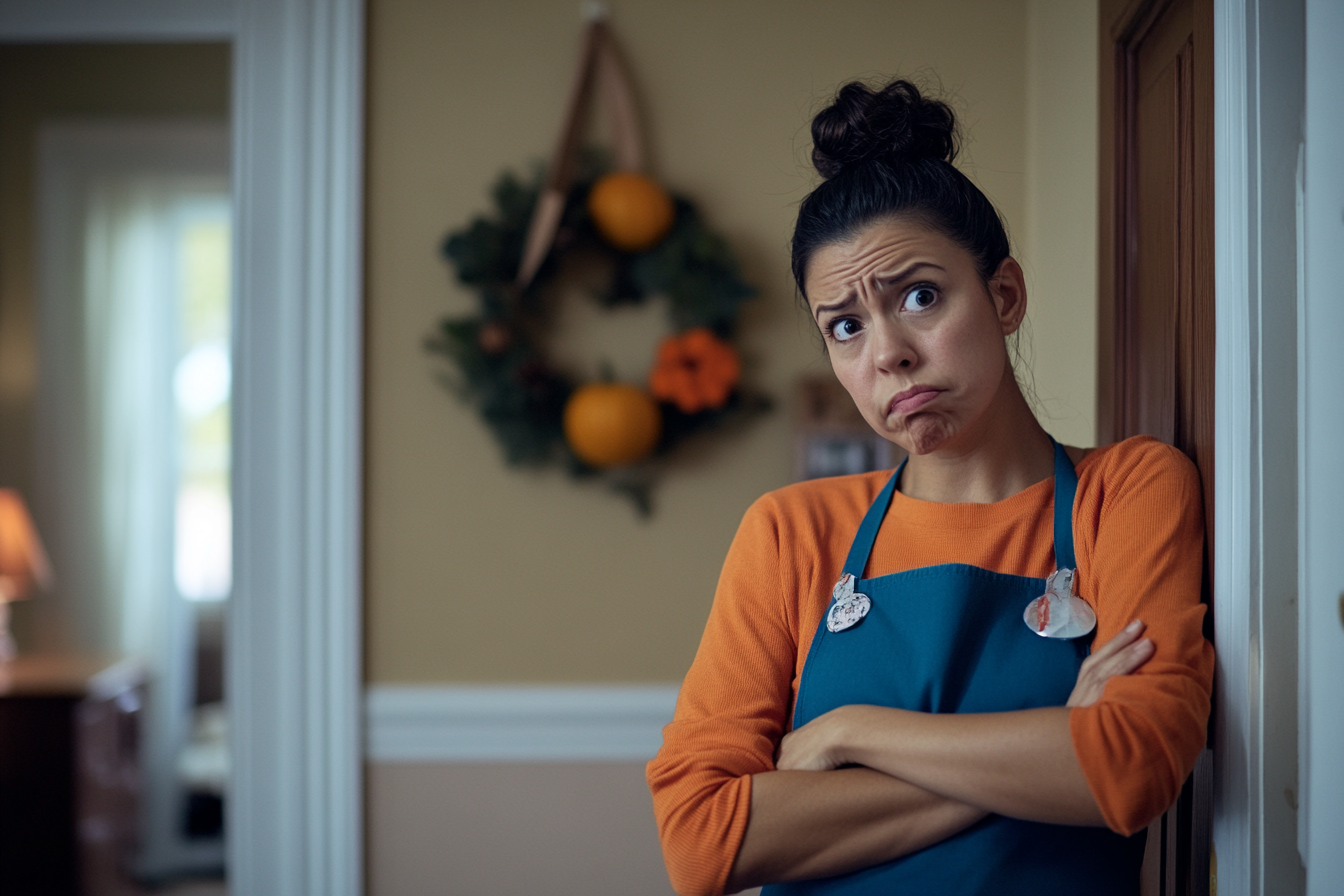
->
xmin=888 ymin=386 xmax=942 ymax=416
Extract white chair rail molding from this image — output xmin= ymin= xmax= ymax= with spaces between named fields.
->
xmin=365 ymin=684 xmax=680 ymax=763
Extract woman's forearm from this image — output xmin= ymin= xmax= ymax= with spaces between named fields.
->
xmin=818 ymin=705 xmax=1105 ymax=826
xmin=725 ymin=767 xmax=986 ymax=893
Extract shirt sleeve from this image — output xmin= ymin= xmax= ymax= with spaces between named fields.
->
xmin=646 ymin=494 xmax=807 ymax=896
xmin=1069 ymin=438 xmax=1215 ymax=835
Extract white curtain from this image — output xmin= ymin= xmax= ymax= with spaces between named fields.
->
xmin=84 ymin=177 xmax=182 ymax=663
xmin=35 ymin=122 xmax=229 ymax=877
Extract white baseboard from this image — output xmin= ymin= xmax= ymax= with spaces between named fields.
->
xmin=365 ymin=684 xmax=680 ymax=763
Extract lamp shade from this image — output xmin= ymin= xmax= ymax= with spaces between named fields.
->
xmin=0 ymin=489 xmax=52 ymax=601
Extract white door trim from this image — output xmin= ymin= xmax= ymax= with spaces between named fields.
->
xmin=230 ymin=1 xmax=364 ymax=892
xmin=1301 ymin=2 xmax=1344 ymax=891
xmin=1211 ymin=1 xmax=1255 ymax=882
xmin=0 ymin=0 xmax=233 ymax=40
xmin=1212 ymin=1 xmax=1306 ymax=893
xmin=0 ymin=4 xmax=366 ymax=894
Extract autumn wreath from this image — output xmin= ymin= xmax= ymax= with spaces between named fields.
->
xmin=427 ymin=157 xmax=769 ymax=514
xmin=426 ymin=18 xmax=767 ymax=514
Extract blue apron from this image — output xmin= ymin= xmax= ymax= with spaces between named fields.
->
xmin=762 ymin=442 xmax=1145 ymax=896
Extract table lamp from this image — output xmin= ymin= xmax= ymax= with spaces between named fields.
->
xmin=0 ymin=489 xmax=52 ymax=663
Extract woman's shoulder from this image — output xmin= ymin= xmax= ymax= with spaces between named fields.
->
xmin=1074 ymin=435 xmax=1202 ymax=504
xmin=717 ymin=472 xmax=890 ymax=599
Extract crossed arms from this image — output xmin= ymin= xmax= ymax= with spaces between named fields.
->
xmin=726 ymin=622 xmax=1152 ymax=891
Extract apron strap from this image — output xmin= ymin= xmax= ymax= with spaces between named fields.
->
xmin=842 ymin=441 xmax=1080 ymax=580
xmin=842 ymin=459 xmax=906 ymax=580
xmin=1052 ymin=439 xmax=1078 ymax=571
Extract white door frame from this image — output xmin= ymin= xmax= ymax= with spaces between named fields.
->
xmin=0 ymin=2 xmax=366 ymax=893
xmin=1212 ymin=0 xmax=1309 ymax=893
xmin=1300 ymin=2 xmax=1344 ymax=892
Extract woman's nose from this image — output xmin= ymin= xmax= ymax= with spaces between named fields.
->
xmin=871 ymin=318 xmax=917 ymax=372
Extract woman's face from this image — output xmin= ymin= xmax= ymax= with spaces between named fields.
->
xmin=804 ymin=217 xmax=1026 ymax=456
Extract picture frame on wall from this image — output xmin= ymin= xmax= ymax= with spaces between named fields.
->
xmin=794 ymin=376 xmax=904 ymax=481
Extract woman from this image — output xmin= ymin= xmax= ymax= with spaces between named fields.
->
xmin=646 ymin=80 xmax=1213 ymax=896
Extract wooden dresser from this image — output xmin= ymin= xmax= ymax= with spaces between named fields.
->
xmin=0 ymin=656 xmax=144 ymax=896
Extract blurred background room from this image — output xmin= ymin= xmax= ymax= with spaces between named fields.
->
xmin=0 ymin=39 xmax=230 ymax=896
xmin=1 ymin=1 xmax=1341 ymax=895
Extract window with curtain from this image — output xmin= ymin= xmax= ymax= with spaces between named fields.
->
xmin=36 ymin=121 xmax=230 ymax=877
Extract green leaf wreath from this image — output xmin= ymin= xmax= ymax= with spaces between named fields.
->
xmin=426 ymin=157 xmax=770 ymax=515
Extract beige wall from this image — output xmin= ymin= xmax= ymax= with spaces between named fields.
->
xmin=366 ymin=0 xmax=1105 ymax=686
xmin=0 ymin=43 xmax=230 ymax=652
xmin=1021 ymin=0 xmax=1099 ymax=447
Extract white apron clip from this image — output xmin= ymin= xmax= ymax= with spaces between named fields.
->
xmin=1023 ymin=568 xmax=1097 ymax=639
xmin=826 ymin=574 xmax=872 ymax=633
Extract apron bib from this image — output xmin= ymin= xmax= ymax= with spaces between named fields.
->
xmin=763 ymin=442 xmax=1145 ymax=896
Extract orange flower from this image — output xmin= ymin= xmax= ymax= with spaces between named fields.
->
xmin=649 ymin=327 xmax=741 ymax=414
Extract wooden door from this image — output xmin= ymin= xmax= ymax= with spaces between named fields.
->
xmin=1099 ymin=0 xmax=1215 ymax=894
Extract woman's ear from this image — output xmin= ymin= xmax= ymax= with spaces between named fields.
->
xmin=988 ymin=257 xmax=1028 ymax=335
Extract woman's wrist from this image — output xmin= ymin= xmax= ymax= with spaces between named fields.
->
xmin=823 ymin=705 xmax=860 ymax=766
xmin=835 ymin=704 xmax=909 ymax=770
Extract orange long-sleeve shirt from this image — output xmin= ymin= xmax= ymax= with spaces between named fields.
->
xmin=646 ymin=436 xmax=1214 ymax=896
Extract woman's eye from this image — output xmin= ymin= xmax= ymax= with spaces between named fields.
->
xmin=901 ymin=286 xmax=938 ymax=312
xmin=829 ymin=318 xmax=863 ymax=342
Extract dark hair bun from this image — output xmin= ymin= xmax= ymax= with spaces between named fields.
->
xmin=811 ymin=79 xmax=959 ymax=179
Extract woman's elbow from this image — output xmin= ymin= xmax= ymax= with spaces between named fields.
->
xmin=649 ymin=776 xmax=751 ymax=896
xmin=666 ymin=865 xmax=725 ymax=896
xmin=1096 ymin=763 xmax=1183 ymax=836
xmin=658 ymin=833 xmax=734 ymax=896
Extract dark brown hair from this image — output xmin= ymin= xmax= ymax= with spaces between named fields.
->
xmin=791 ymin=79 xmax=1011 ymax=298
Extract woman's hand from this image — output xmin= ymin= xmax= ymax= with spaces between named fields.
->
xmin=776 ymin=706 xmax=856 ymax=772
xmin=1066 ymin=619 xmax=1154 ymax=708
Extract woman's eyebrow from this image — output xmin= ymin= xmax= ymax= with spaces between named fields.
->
xmin=811 ymin=261 xmax=948 ymax=321
xmin=812 ymin=294 xmax=856 ymax=320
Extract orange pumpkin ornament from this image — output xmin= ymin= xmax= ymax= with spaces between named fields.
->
xmin=587 ymin=172 xmax=676 ymax=252
xmin=563 ymin=382 xmax=663 ymax=468
xmin=649 ymin=327 xmax=741 ymax=414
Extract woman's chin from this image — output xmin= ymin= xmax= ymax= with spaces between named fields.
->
xmin=895 ymin=416 xmax=956 ymax=455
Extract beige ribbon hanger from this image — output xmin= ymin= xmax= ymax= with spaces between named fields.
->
xmin=515 ymin=10 xmax=646 ymax=289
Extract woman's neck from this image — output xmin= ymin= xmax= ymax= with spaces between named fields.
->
xmin=897 ymin=377 xmax=1055 ymax=505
